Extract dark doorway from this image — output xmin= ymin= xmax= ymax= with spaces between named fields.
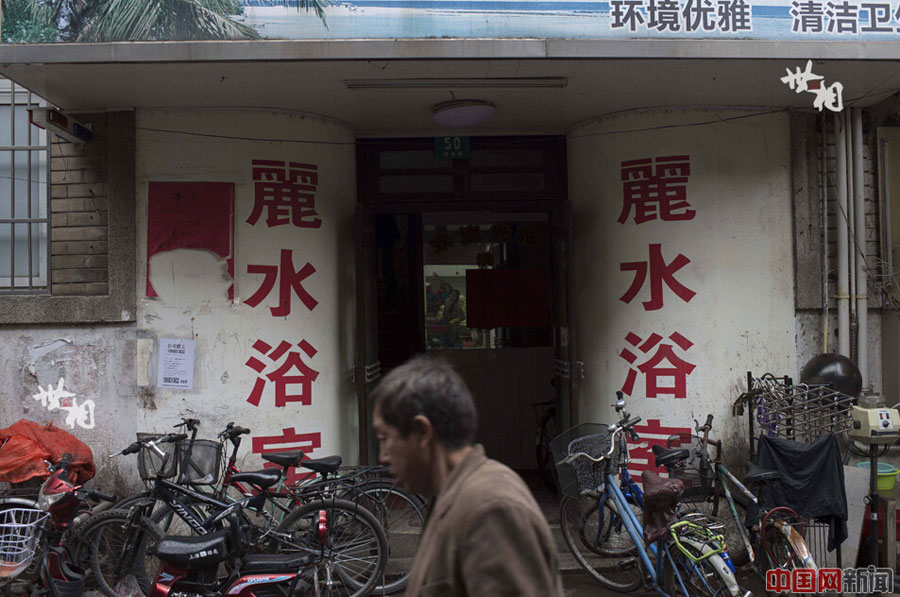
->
xmin=355 ymin=136 xmax=575 ymax=475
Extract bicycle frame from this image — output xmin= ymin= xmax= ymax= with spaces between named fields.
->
xmin=600 ymin=472 xmax=697 ymax=597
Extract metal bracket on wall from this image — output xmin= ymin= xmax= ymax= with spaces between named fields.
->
xmin=553 ymin=360 xmax=585 ymax=384
xmin=351 ymin=361 xmax=382 ymax=384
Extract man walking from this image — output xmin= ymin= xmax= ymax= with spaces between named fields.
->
xmin=371 ymin=356 xmax=564 ymax=597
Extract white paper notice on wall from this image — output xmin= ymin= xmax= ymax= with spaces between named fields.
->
xmin=158 ymin=338 xmax=196 ymax=390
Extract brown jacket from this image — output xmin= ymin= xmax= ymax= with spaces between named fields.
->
xmin=405 ymin=445 xmax=564 ymax=597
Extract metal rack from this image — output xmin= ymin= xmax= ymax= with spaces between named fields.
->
xmin=733 ymin=371 xmax=854 ymax=460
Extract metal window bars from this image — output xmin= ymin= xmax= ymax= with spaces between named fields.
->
xmin=0 ymin=79 xmax=49 ymax=293
xmin=733 ymin=371 xmax=854 ymax=461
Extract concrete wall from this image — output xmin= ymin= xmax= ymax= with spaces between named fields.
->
xmin=133 ymin=109 xmax=358 ymax=480
xmin=567 ymin=109 xmax=796 ymax=471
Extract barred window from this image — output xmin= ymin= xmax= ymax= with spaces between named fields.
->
xmin=0 ymin=79 xmax=49 ymax=293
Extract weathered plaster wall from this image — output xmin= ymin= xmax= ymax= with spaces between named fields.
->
xmin=568 ymin=109 xmax=795 ymax=469
xmin=0 ymin=325 xmax=140 ymax=493
xmin=133 ymin=109 xmax=358 ymax=479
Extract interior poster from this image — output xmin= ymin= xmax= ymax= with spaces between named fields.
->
xmin=146 ymin=182 xmax=235 ymax=299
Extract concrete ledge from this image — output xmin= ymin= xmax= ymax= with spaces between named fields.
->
xmin=1 ymin=39 xmax=900 ymax=65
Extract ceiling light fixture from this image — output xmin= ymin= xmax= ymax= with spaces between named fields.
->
xmin=345 ymin=77 xmax=567 ymax=90
xmin=432 ymin=100 xmax=496 ymax=128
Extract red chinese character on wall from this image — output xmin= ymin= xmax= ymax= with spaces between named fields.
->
xmin=248 ymin=159 xmax=321 ymax=229
xmin=245 ymin=339 xmax=320 ymax=407
xmin=620 ymin=243 xmax=696 ymax=311
xmin=251 ymin=428 xmax=322 ymax=485
xmin=245 ymin=249 xmax=318 ymax=317
xmin=618 ymin=155 xmax=694 ymax=225
xmin=625 ymin=418 xmax=693 ymax=476
xmin=619 ymin=331 xmax=696 ymax=398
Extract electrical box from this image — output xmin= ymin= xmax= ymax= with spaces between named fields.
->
xmin=850 ymin=405 xmax=900 ymax=444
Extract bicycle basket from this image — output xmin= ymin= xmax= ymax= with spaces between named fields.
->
xmin=550 ymin=423 xmax=616 ymax=498
xmin=178 ymin=439 xmax=223 ymax=485
xmin=0 ymin=507 xmax=47 ymax=580
xmin=665 ymin=434 xmax=714 ymax=503
xmin=136 ymin=433 xmax=179 ymax=481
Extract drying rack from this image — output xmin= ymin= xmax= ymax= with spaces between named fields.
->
xmin=733 ymin=371 xmax=854 ymax=462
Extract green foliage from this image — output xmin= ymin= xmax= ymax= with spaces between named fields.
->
xmin=77 ymin=0 xmax=262 ymax=41
xmin=1 ymin=0 xmax=329 ymax=43
xmin=1 ymin=0 xmax=59 ymax=43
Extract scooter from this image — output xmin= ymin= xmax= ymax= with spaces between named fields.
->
xmin=148 ymin=504 xmax=317 ymax=597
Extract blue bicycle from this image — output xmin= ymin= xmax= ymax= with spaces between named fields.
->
xmin=553 ymin=394 xmax=751 ymax=596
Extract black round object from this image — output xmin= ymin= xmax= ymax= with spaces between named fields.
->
xmin=799 ymin=353 xmax=863 ymax=397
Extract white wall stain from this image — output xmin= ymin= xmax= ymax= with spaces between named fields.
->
xmin=24 ymin=338 xmax=72 ymax=377
xmin=32 ymin=377 xmax=97 ymax=430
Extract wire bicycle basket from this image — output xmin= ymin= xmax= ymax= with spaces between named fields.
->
xmin=0 ymin=507 xmax=47 ymax=580
xmin=550 ymin=423 xmax=617 ymax=498
xmin=177 ymin=439 xmax=224 ymax=486
xmin=136 ymin=432 xmax=179 ymax=481
xmin=665 ymin=434 xmax=715 ymax=503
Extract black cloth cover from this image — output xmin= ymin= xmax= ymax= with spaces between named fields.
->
xmin=755 ymin=433 xmax=847 ymax=551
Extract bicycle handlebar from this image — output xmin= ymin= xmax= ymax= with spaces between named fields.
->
xmin=108 ymin=433 xmax=187 ymax=458
xmin=176 ymin=418 xmax=200 ymax=431
xmin=558 ymin=416 xmax=642 ymax=466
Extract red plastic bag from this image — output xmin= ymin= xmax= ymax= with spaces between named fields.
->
xmin=0 ymin=419 xmax=95 ymax=484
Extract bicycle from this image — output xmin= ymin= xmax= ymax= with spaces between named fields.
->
xmin=553 ymin=393 xmax=749 ymax=596
xmin=0 ymin=454 xmax=117 ymax=596
xmin=656 ymin=414 xmax=822 ymax=582
xmin=124 ymin=419 xmax=426 ymax=594
xmin=100 ymin=432 xmax=389 ymax=597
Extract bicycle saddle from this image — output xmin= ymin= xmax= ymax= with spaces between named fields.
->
xmin=262 ymin=450 xmax=306 ymax=468
xmin=301 ymin=455 xmax=342 ymax=474
xmin=743 ymin=461 xmax=782 ymax=485
xmin=229 ymin=468 xmax=282 ymax=489
xmin=153 ymin=531 xmax=229 ymax=570
xmin=242 ymin=552 xmax=315 ymax=573
xmin=651 ymin=445 xmax=689 ymax=468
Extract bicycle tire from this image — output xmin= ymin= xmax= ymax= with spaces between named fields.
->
xmin=761 ymin=507 xmax=814 ymax=571
xmin=664 ymin=538 xmax=742 ymax=597
xmin=687 ymin=492 xmax=751 ymax=567
xmin=73 ymin=509 xmax=163 ymax=597
xmin=275 ymin=497 xmax=387 ymax=597
xmin=558 ymin=495 xmax=643 ymax=591
xmin=351 ymin=481 xmax=426 ymax=594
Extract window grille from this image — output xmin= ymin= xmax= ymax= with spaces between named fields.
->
xmin=0 ymin=79 xmax=49 ymax=293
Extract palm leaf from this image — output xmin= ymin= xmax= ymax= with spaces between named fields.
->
xmin=77 ymin=0 xmax=262 ymax=41
xmin=280 ymin=0 xmax=328 ymax=26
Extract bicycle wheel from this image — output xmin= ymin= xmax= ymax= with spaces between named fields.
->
xmin=686 ymin=493 xmax=750 ymax=566
xmin=558 ymin=495 xmax=643 ymax=591
xmin=353 ymin=481 xmax=426 ymax=594
xmin=761 ymin=507 xmax=813 ymax=571
xmin=664 ymin=539 xmax=740 ymax=597
xmin=73 ymin=509 xmax=163 ymax=597
xmin=275 ymin=497 xmax=387 ymax=597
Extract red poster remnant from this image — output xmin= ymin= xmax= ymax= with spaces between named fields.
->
xmin=626 ymin=418 xmax=693 ymax=477
xmin=619 ymin=331 xmax=696 ymax=398
xmin=146 ymin=182 xmax=235 ymax=298
xmin=248 ymin=159 xmax=321 ymax=229
xmin=619 ymin=155 xmax=694 ymax=224
xmin=465 ymin=269 xmax=549 ymax=329
xmin=245 ymin=249 xmax=318 ymax=317
xmin=620 ymin=243 xmax=696 ymax=311
xmin=251 ymin=428 xmax=322 ymax=485
xmin=245 ymin=339 xmax=320 ymax=407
